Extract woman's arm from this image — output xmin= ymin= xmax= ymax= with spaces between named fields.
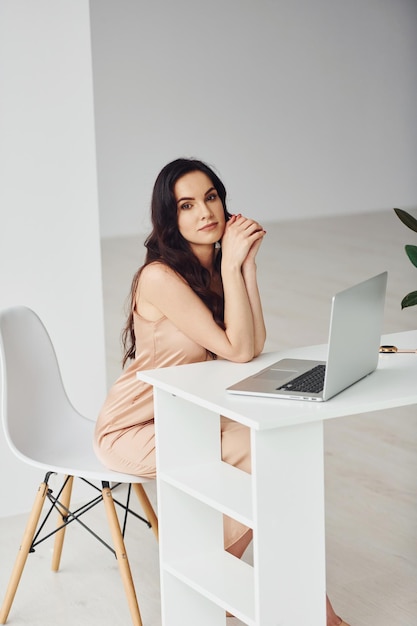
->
xmin=138 ymin=216 xmax=265 ymax=362
xmin=138 ymin=263 xmax=252 ymax=362
xmin=220 ymin=214 xmax=266 ymax=360
xmin=239 ymin=221 xmax=267 ymax=357
xmin=241 ymin=256 xmax=266 ymax=357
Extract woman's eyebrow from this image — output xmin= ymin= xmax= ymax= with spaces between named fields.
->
xmin=176 ymin=187 xmax=216 ymax=205
xmin=176 ymin=195 xmax=194 ymax=205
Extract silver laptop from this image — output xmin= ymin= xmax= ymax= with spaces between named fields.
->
xmin=227 ymin=271 xmax=388 ymax=402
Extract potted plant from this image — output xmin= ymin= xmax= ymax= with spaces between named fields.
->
xmin=394 ymin=208 xmax=417 ymax=308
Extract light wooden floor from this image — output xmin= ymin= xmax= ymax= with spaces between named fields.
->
xmin=0 ymin=209 xmax=416 ymax=625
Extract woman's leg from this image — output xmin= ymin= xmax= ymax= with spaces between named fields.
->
xmin=220 ymin=416 xmax=252 ymax=554
xmin=95 ymin=422 xmax=157 ymax=477
xmin=326 ymin=597 xmax=348 ymax=626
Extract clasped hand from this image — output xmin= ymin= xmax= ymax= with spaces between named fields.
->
xmin=221 ymin=214 xmax=266 ymax=268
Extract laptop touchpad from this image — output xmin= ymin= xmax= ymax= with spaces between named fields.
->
xmin=254 ymin=369 xmax=297 ymax=383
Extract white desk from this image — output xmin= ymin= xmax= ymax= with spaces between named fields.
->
xmin=137 ymin=330 xmax=417 ymax=626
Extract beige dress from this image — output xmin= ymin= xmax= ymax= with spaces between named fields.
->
xmin=94 ymin=310 xmax=251 ymax=550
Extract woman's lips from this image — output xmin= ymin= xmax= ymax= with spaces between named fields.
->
xmin=199 ymin=222 xmax=218 ymax=232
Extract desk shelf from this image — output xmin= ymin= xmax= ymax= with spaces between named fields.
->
xmin=163 ymin=550 xmax=255 ymax=624
xmin=159 ymin=461 xmax=253 ymax=527
xmin=153 ymin=389 xmax=255 ymax=623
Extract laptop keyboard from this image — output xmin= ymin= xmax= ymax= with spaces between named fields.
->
xmin=277 ymin=364 xmax=326 ymax=393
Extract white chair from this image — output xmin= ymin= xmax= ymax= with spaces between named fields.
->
xmin=0 ymin=305 xmax=158 ymax=626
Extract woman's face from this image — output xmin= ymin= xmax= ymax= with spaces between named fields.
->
xmin=175 ymin=170 xmax=226 ymax=253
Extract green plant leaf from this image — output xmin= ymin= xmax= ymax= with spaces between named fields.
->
xmin=405 ymin=244 xmax=417 ymax=268
xmin=401 ymin=290 xmax=417 ymax=309
xmin=394 ymin=208 xmax=417 ymax=233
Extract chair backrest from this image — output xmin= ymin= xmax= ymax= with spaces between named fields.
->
xmin=0 ymin=306 xmax=77 ymax=461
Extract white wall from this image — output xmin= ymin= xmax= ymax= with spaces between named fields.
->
xmin=91 ymin=0 xmax=417 ymax=239
xmin=1 ymin=0 xmax=416 ymax=516
xmin=0 ymin=1 xmax=106 ymax=516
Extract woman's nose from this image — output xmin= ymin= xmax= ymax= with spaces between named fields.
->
xmin=200 ymin=202 xmax=213 ymax=218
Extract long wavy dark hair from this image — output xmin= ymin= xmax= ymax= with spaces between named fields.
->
xmin=122 ymin=158 xmax=231 ymax=365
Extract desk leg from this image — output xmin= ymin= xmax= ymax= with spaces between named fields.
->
xmin=252 ymin=420 xmax=326 ymax=626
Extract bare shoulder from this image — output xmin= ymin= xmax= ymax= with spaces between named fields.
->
xmin=137 ymin=261 xmax=197 ymax=321
xmin=139 ymin=262 xmax=187 ymax=289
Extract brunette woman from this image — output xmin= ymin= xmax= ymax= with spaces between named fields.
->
xmin=94 ymin=158 xmax=349 ymax=626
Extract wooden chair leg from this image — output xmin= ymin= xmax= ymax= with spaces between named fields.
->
xmin=51 ymin=475 xmax=74 ymax=572
xmin=132 ymin=483 xmax=159 ymax=541
xmin=102 ymin=484 xmax=143 ymax=626
xmin=0 ymin=481 xmax=49 ymax=624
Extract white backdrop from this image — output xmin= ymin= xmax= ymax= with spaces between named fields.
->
xmin=0 ymin=0 xmax=106 ymax=516
xmin=91 ymin=0 xmax=417 ymax=239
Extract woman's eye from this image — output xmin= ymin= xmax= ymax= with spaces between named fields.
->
xmin=207 ymin=193 xmax=217 ymax=202
xmin=181 ymin=202 xmax=192 ymax=210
